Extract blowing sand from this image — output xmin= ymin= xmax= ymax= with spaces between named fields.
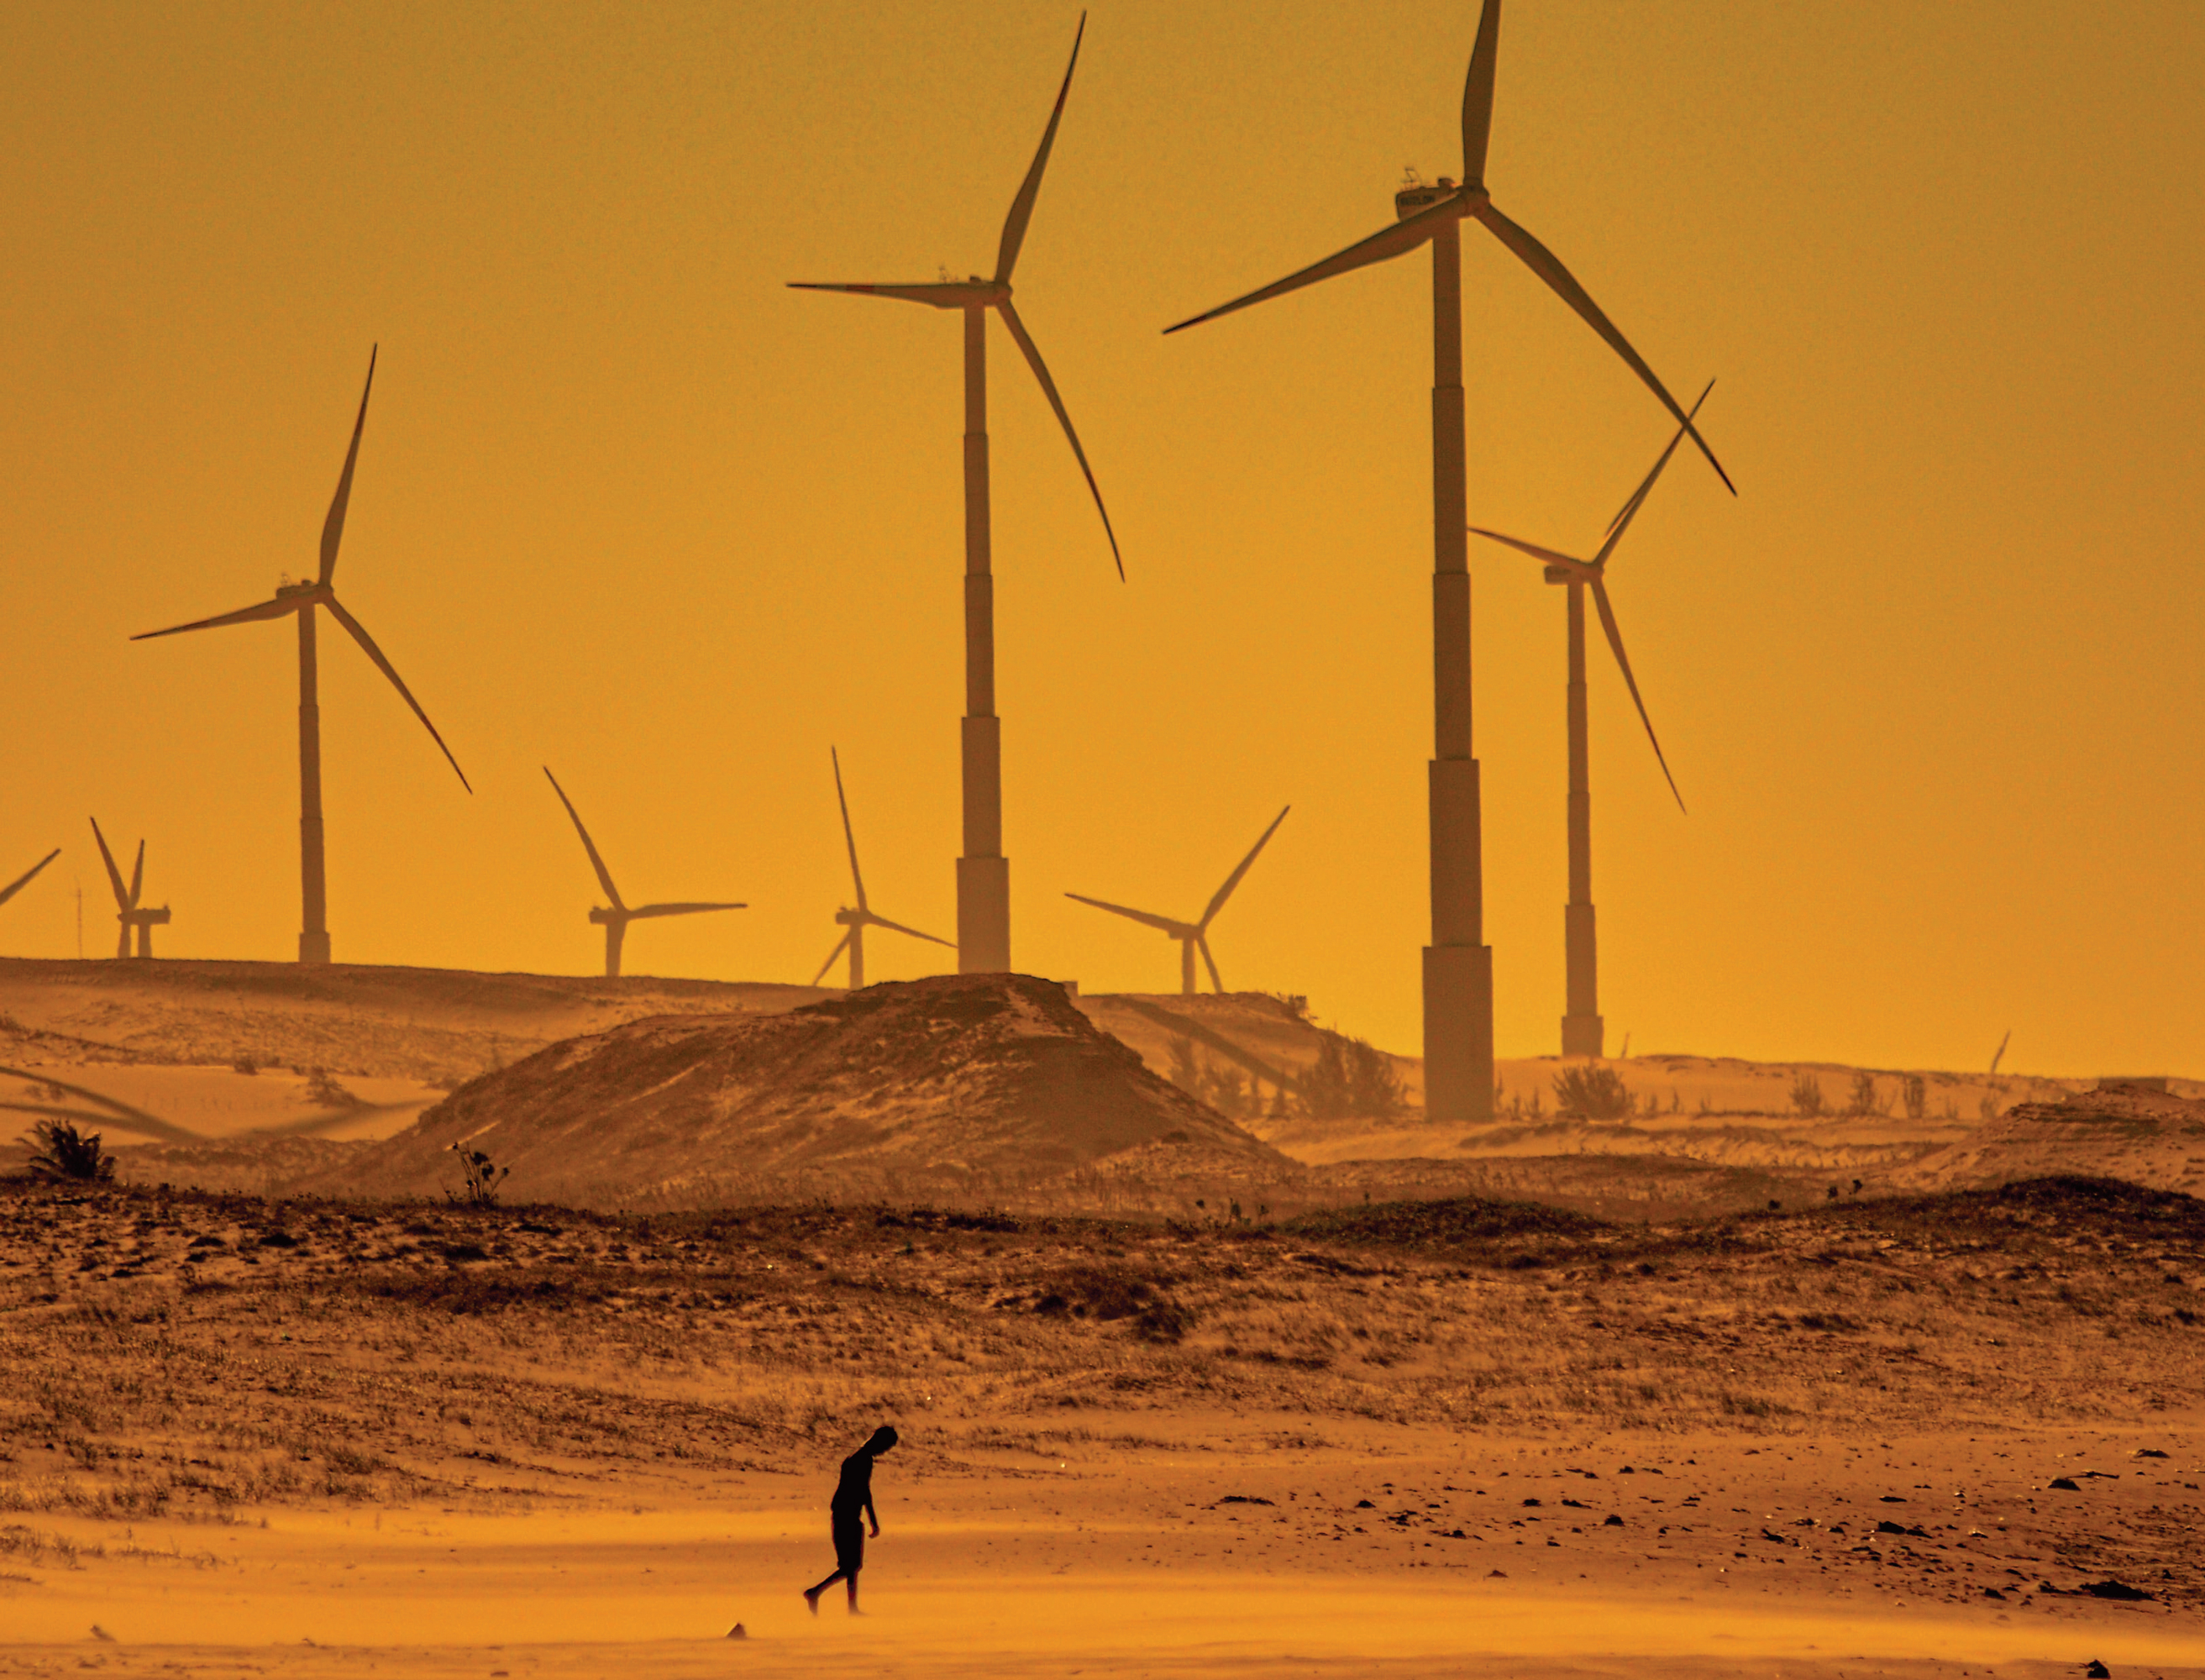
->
xmin=5 ymin=1178 xmax=2203 ymax=1677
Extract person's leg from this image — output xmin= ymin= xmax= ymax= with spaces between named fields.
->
xmin=845 ymin=1564 xmax=860 ymax=1612
xmin=804 ymin=1567 xmax=845 ymax=1611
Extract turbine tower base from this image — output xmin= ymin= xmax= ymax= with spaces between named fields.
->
xmin=298 ymin=931 xmax=331 ymax=965
xmin=1422 ymin=942 xmax=1494 ymax=1123
xmin=1562 ymin=1013 xmax=1604 ymax=1058
xmin=957 ymin=855 xmax=1009 ymax=974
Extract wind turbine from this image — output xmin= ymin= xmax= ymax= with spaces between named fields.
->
xmin=790 ymin=13 xmax=1120 ymax=978
xmin=1067 ymin=806 xmax=1289 ymax=995
xmin=1471 ymin=384 xmax=1712 ymax=1058
xmin=0 ymin=849 xmax=59 ymax=915
xmin=88 ymin=819 xmax=169 ymax=959
xmin=543 ymin=768 xmax=745 ymax=979
xmin=812 ymin=749 xmax=954 ymax=990
xmin=131 ymin=349 xmax=468 ymax=965
xmin=1163 ymin=0 xmax=1729 ymax=1122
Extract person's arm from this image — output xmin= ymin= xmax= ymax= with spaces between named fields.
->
xmin=866 ymin=1488 xmax=880 ymax=1536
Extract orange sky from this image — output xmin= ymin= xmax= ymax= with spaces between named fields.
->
xmin=2 ymin=1 xmax=2199 ymax=1079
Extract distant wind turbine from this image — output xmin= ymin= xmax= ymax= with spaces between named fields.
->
xmin=0 ymin=849 xmax=59 ymax=914
xmin=543 ymin=768 xmax=744 ymax=979
xmin=1470 ymin=383 xmax=1713 ymax=1057
xmin=1067 ymin=807 xmax=1289 ymax=995
xmin=790 ymin=13 xmax=1120 ymax=978
xmin=1163 ymin=0 xmax=1729 ymax=1121
xmin=88 ymin=819 xmax=169 ymax=959
xmin=812 ymin=749 xmax=953 ymax=990
xmin=132 ymin=348 xmax=469 ymax=965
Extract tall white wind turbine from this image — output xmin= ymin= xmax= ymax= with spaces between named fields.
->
xmin=89 ymin=819 xmax=170 ymax=959
xmin=812 ymin=748 xmax=954 ymax=990
xmin=790 ymin=13 xmax=1121 ymax=979
xmin=1067 ymin=806 xmax=1289 ymax=995
xmin=132 ymin=349 xmax=469 ymax=964
xmin=1472 ymin=384 xmax=1711 ymax=1057
xmin=543 ymin=768 xmax=745 ymax=979
xmin=1163 ymin=0 xmax=1729 ymax=1121
xmin=0 ymin=850 xmax=60 ymax=916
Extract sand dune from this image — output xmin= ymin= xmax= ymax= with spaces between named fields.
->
xmin=314 ymin=973 xmax=1283 ymax=1204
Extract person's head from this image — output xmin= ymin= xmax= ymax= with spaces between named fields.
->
xmin=864 ymin=1425 xmax=899 ymax=1457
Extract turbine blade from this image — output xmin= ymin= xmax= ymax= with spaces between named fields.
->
xmin=543 ymin=767 xmax=625 ymax=911
xmin=322 ymin=595 xmax=471 ymax=791
xmin=0 ymin=849 xmax=60 ymax=909
xmin=1198 ymin=934 xmax=1226 ymax=995
xmin=811 ymin=931 xmax=853 ymax=988
xmin=625 ymin=902 xmax=747 ymax=920
xmin=1471 ymin=201 xmax=1735 ymax=496
xmin=1598 ymin=379 xmax=1715 ymax=559
xmin=1467 ymin=526 xmax=1589 ymax=571
xmin=88 ymin=818 xmax=129 ymax=911
xmin=1590 ymin=577 xmax=1685 ymax=813
xmin=859 ymin=912 xmax=955 ymax=949
xmin=995 ymin=12 xmax=1084 ymax=284
xmin=1163 ymin=192 xmax=1463 ymax=334
xmin=1064 ymin=890 xmax=1186 ymax=937
xmin=785 ymin=281 xmax=977 ymax=308
xmin=1200 ymin=806 xmax=1290 ymax=928
xmin=321 ymin=346 xmax=376 ymax=587
xmin=996 ymin=299 xmax=1123 ymax=580
xmin=130 ymin=596 xmax=298 ymax=640
xmin=832 ymin=747 xmax=867 ymax=911
xmin=128 ymin=840 xmax=144 ymax=910
xmin=1462 ymin=0 xmax=1500 ymax=188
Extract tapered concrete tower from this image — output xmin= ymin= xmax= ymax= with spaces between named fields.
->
xmin=1165 ymin=0 xmax=1729 ymax=1119
xmin=1473 ymin=386 xmax=1713 ymax=1059
xmin=1560 ymin=577 xmax=1601 ymax=1055
xmin=790 ymin=16 xmax=1121 ymax=978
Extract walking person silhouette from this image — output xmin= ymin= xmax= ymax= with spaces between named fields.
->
xmin=804 ymin=1425 xmax=897 ymax=1614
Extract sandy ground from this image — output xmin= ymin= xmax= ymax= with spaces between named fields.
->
xmin=6 ymin=1179 xmax=2205 ymax=1676
xmin=5 ymin=1431 xmax=2204 ymax=1677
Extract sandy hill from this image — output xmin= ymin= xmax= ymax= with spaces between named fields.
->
xmin=1895 ymin=1082 xmax=2205 ymax=1196
xmin=0 ymin=956 xmax=825 ymax=1085
xmin=313 ymin=973 xmax=1284 ymax=1205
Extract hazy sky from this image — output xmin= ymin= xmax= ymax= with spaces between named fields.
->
xmin=3 ymin=1 xmax=2199 ymax=1078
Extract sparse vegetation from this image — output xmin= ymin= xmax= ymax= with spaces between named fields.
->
xmin=445 ymin=1143 xmax=510 ymax=1209
xmin=1294 ymin=1032 xmax=1406 ymax=1122
xmin=1902 ymin=1074 xmax=1928 ymax=1121
xmin=1552 ymin=1064 xmax=1634 ymax=1121
xmin=1845 ymin=1071 xmax=1882 ymax=1117
xmin=1789 ymin=1072 xmax=1826 ymax=1118
xmin=24 ymin=1118 xmax=116 ymax=1183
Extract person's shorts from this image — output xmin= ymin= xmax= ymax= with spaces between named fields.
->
xmin=832 ymin=1514 xmax=864 ymax=1572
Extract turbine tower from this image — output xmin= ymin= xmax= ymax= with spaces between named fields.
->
xmin=1472 ymin=385 xmax=1711 ymax=1057
xmin=790 ymin=13 xmax=1121 ymax=977
xmin=89 ymin=819 xmax=170 ymax=959
xmin=0 ymin=850 xmax=60 ymax=916
xmin=543 ymin=768 xmax=745 ymax=979
xmin=1067 ymin=806 xmax=1289 ymax=995
xmin=132 ymin=348 xmax=470 ymax=964
xmin=1163 ymin=0 xmax=1729 ymax=1121
xmin=811 ymin=748 xmax=954 ymax=989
